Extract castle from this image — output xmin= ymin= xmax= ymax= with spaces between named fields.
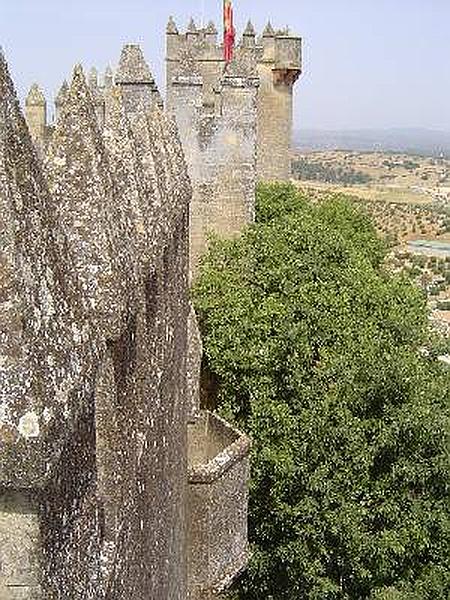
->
xmin=1 ymin=15 xmax=301 ymax=600
xmin=25 ymin=17 xmax=302 ymax=274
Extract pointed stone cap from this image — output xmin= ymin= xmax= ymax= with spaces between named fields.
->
xmin=88 ymin=66 xmax=98 ymax=88
xmin=167 ymin=15 xmax=178 ymax=34
xmin=26 ymin=83 xmax=46 ymax=106
xmin=55 ymin=79 xmax=69 ymax=109
xmin=104 ymin=66 xmax=114 ymax=88
xmin=187 ymin=17 xmax=198 ymax=34
xmin=263 ymin=20 xmax=275 ymax=37
xmin=0 ymin=52 xmax=74 ymax=485
xmin=243 ymin=20 xmax=256 ymax=36
xmin=206 ymin=20 xmax=217 ymax=34
xmin=46 ymin=64 xmax=126 ymax=336
xmin=115 ymin=44 xmax=154 ymax=84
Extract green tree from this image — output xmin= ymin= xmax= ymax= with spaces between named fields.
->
xmin=193 ymin=183 xmax=450 ymax=600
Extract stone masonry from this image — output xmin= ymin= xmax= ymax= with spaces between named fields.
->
xmin=24 ymin=18 xmax=301 ymax=276
xmin=166 ymin=17 xmax=302 ymax=274
xmin=1 ymin=40 xmax=251 ymax=600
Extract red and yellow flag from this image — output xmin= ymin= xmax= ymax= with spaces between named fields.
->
xmin=223 ymin=0 xmax=235 ymax=63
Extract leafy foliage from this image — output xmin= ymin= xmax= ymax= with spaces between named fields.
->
xmin=292 ymin=157 xmax=372 ymax=185
xmin=193 ymin=183 xmax=450 ymax=600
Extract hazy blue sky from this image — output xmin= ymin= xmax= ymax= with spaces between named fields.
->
xmin=1 ymin=0 xmax=449 ymax=131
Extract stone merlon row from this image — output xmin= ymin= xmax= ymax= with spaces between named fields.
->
xmin=1 ymin=50 xmax=189 ymax=488
xmin=167 ymin=15 xmax=296 ymax=41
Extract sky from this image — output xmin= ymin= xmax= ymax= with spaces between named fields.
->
xmin=1 ymin=0 xmax=449 ymax=131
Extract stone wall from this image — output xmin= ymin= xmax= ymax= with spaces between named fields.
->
xmin=0 ymin=50 xmax=191 ymax=599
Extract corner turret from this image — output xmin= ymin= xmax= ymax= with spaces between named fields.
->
xmin=256 ymin=23 xmax=302 ymax=181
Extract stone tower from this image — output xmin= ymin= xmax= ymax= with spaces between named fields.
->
xmin=166 ymin=17 xmax=302 ymax=274
xmin=166 ymin=17 xmax=259 ymax=276
xmin=25 ymin=83 xmax=47 ymax=149
xmin=256 ymin=22 xmax=302 ymax=181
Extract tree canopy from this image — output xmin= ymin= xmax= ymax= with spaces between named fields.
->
xmin=193 ymin=183 xmax=450 ymax=600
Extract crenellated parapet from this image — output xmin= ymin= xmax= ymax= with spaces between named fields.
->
xmin=166 ymin=16 xmax=260 ymax=104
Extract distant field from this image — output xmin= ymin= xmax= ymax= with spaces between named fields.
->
xmin=295 ymin=180 xmax=433 ymax=206
xmin=292 ymin=149 xmax=450 ymax=208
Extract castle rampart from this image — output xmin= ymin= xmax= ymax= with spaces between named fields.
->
xmin=1 ymin=41 xmax=250 ymax=599
xmin=23 ymin=17 xmax=301 ymax=276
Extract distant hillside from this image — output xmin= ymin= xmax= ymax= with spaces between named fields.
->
xmin=294 ymin=128 xmax=450 ymax=158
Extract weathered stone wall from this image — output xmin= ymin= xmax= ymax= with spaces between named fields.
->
xmin=166 ymin=19 xmax=301 ymax=273
xmin=0 ymin=50 xmax=191 ymax=599
xmin=166 ymin=20 xmax=259 ymax=276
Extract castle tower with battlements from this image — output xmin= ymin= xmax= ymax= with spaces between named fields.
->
xmin=166 ymin=17 xmax=302 ymax=274
xmin=166 ymin=17 xmax=259 ymax=276
xmin=23 ymin=17 xmax=301 ymax=276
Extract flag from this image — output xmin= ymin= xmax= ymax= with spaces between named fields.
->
xmin=224 ymin=0 xmax=235 ymax=63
